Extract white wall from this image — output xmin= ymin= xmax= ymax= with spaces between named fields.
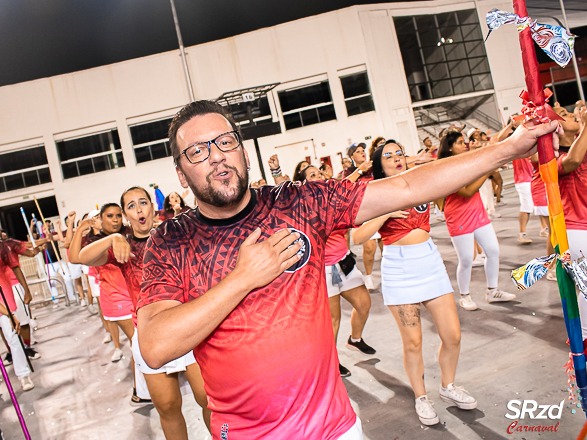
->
xmin=0 ymin=0 xmax=526 ymax=220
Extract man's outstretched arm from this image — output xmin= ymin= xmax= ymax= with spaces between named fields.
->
xmin=356 ymin=121 xmax=559 ymax=224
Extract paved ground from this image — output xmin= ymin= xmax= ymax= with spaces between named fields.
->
xmin=1 ymin=184 xmax=585 ymax=439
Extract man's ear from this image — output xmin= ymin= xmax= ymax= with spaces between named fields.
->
xmin=176 ymin=166 xmax=189 ymax=189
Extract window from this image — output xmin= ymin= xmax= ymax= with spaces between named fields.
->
xmin=129 ymin=118 xmax=173 ymax=164
xmin=0 ymin=145 xmax=51 ymax=193
xmin=394 ymin=10 xmax=493 ymax=102
xmin=340 ymin=71 xmax=375 ymax=116
xmin=226 ymin=96 xmax=272 ymax=128
xmin=278 ymin=80 xmax=336 ymax=130
xmin=56 ymin=130 xmax=125 ymax=179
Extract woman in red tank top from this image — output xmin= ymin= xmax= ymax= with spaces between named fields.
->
xmin=352 ymin=140 xmax=476 ymax=426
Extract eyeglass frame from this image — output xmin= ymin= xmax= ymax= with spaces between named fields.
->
xmin=175 ymin=130 xmax=242 ymax=165
xmin=382 ymin=149 xmax=405 ymax=158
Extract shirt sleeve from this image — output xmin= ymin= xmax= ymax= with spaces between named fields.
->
xmin=5 ymin=239 xmax=28 ymax=268
xmin=138 ymin=227 xmax=185 ymax=310
xmin=298 ymin=179 xmax=368 ymax=236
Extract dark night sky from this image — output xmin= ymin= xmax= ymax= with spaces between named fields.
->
xmin=1 ymin=0 xmax=585 ymax=87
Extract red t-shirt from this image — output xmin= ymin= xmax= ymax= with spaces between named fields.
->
xmin=558 ymin=153 xmax=587 ymax=230
xmin=108 ymin=234 xmax=149 ymax=326
xmin=513 ymin=158 xmax=533 ymax=183
xmin=83 ymin=233 xmax=133 ymax=318
xmin=379 ymin=204 xmax=431 ymax=245
xmin=531 ymin=162 xmax=547 ymax=208
xmin=444 ymin=192 xmax=490 ymax=236
xmin=0 ymin=239 xmax=27 ymax=311
xmin=139 ymin=181 xmax=366 ymax=440
xmin=324 ymin=229 xmax=349 ymax=266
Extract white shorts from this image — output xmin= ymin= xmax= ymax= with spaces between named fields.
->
xmin=534 ymin=206 xmax=549 ymax=217
xmin=326 ymin=264 xmax=365 ymax=297
xmin=68 ymin=263 xmax=82 ymax=279
xmin=381 ymin=238 xmax=453 ymax=306
xmin=12 ymin=285 xmax=30 ymax=326
xmin=515 ymin=182 xmax=533 ymax=213
xmin=370 ymin=232 xmax=381 ymax=240
xmin=88 ymin=275 xmax=100 ymax=298
xmin=132 ymin=331 xmax=197 ymax=375
xmin=104 ymin=314 xmax=133 ymax=322
xmin=337 ymin=417 xmax=363 ymax=440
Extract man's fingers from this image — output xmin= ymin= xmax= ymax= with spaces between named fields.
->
xmin=266 ymin=228 xmax=295 ymax=247
xmin=270 ymin=229 xmax=300 ymax=252
xmin=281 ymin=249 xmax=303 ymax=271
xmin=242 ymin=227 xmax=262 ymax=247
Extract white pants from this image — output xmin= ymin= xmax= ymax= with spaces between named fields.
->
xmin=567 ymin=229 xmax=587 ymax=340
xmin=0 ymin=315 xmax=30 ymax=378
xmin=47 ymin=261 xmax=76 ymax=300
xmin=12 ymin=284 xmax=30 ymax=326
xmin=337 ymin=417 xmax=363 ymax=440
xmin=450 ymin=223 xmax=500 ymax=294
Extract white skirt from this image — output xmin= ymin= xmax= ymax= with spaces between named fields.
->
xmin=381 ymin=238 xmax=453 ymax=305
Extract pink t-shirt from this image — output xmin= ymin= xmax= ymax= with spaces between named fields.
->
xmin=140 ymin=181 xmax=366 ymax=440
xmin=108 ymin=234 xmax=149 ymax=327
xmin=531 ymin=162 xmax=547 ymax=208
xmin=0 ymin=239 xmax=27 ymax=311
xmin=324 ymin=229 xmax=349 ymax=266
xmin=513 ymin=158 xmax=533 ymax=184
xmin=558 ymin=153 xmax=587 ymax=230
xmin=444 ymin=192 xmax=490 ymax=236
xmin=379 ymin=204 xmax=430 ymax=245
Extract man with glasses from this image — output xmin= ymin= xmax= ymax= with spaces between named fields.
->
xmin=137 ymin=100 xmax=558 ymax=439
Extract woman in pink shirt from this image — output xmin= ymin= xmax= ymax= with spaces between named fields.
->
xmin=437 ymin=132 xmax=515 ymax=311
xmin=556 ymin=105 xmax=587 ymax=338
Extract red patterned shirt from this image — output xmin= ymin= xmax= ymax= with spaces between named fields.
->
xmin=139 ymin=180 xmax=367 ymax=440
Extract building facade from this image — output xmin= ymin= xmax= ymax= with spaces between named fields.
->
xmin=0 ymin=0 xmax=525 ymax=238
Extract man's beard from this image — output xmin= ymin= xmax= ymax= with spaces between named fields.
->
xmin=191 ymin=165 xmax=249 ymax=208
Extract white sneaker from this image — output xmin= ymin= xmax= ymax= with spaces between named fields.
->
xmin=364 ymin=274 xmax=375 ymax=290
xmin=546 ymin=271 xmax=557 ymax=281
xmin=472 ymin=255 xmax=485 ymax=267
xmin=20 ymin=375 xmax=34 ymax=392
xmin=486 ymin=288 xmax=516 ymax=303
xmin=415 ymin=395 xmax=439 ymax=425
xmin=111 ymin=348 xmax=123 ymax=363
xmin=489 ymin=211 xmax=501 ymax=219
xmin=103 ymin=333 xmax=112 ymax=344
xmin=539 ymin=228 xmax=549 ymax=238
xmin=518 ymin=233 xmax=532 ymax=245
xmin=458 ymin=295 xmax=478 ymax=311
xmin=439 ymin=383 xmax=477 ymax=410
xmin=80 ymin=299 xmax=87 ymax=307
xmin=87 ymin=304 xmax=99 ymax=315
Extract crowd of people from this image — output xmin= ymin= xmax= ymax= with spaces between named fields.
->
xmin=0 ymin=98 xmax=585 ymax=438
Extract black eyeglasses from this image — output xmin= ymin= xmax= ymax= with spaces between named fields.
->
xmin=176 ymin=131 xmax=241 ymax=164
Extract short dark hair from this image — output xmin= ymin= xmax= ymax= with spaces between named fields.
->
xmin=120 ymin=186 xmax=152 ymax=212
xmin=100 ymin=202 xmax=121 ymax=216
xmin=168 ymin=100 xmax=239 ymax=161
